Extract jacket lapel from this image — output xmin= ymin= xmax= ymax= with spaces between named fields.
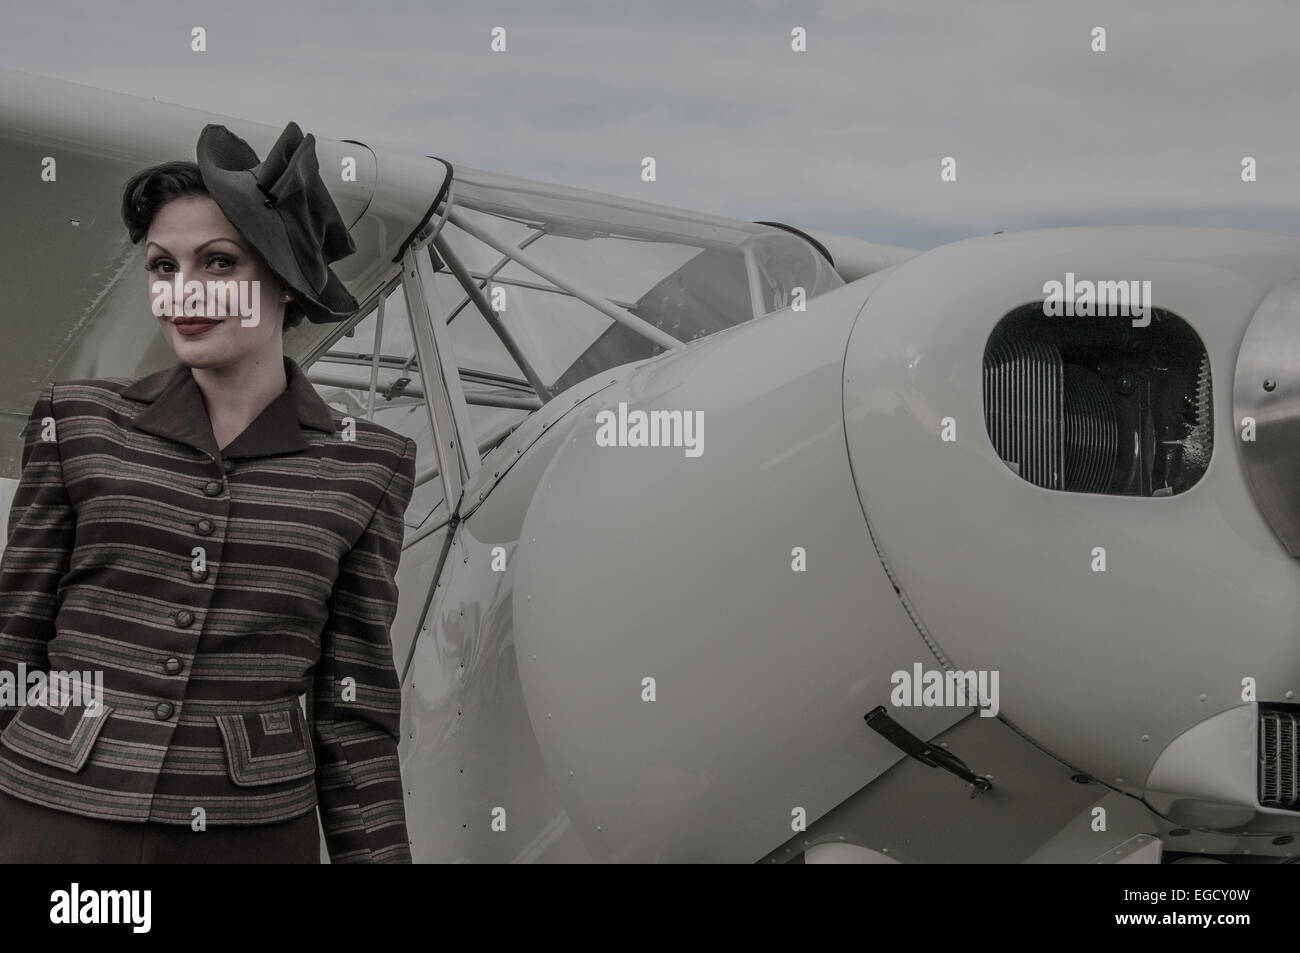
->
xmin=123 ymin=355 xmax=337 ymax=460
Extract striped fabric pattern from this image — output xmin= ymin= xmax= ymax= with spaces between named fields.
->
xmin=0 ymin=355 xmax=415 ymax=863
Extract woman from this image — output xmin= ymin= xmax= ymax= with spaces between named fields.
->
xmin=0 ymin=121 xmax=415 ymax=863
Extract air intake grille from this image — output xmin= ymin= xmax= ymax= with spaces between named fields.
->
xmin=1259 ymin=707 xmax=1300 ymax=809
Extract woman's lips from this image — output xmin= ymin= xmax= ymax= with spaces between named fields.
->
xmin=173 ymin=319 xmax=222 ymax=336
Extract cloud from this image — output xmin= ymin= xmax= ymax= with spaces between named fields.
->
xmin=1 ymin=0 xmax=1296 ymax=249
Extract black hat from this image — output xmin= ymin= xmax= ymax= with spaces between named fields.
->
xmin=196 ymin=121 xmax=359 ymax=323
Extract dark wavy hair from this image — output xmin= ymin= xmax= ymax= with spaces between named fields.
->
xmin=120 ymin=160 xmax=304 ymax=331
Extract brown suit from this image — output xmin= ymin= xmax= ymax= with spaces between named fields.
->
xmin=0 ymin=355 xmax=415 ymax=862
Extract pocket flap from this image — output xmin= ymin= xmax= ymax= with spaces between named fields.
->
xmin=215 ymin=705 xmax=315 ymax=787
xmin=0 ymin=702 xmax=114 ymax=773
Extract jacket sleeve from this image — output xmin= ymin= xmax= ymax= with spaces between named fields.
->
xmin=0 ymin=383 xmax=75 ymax=732
xmin=311 ymin=436 xmax=417 ymax=863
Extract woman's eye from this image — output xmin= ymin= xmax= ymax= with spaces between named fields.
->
xmin=146 ymin=254 xmax=234 ymax=273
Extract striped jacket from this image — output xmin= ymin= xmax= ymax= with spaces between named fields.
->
xmin=0 ymin=354 xmax=416 ymax=863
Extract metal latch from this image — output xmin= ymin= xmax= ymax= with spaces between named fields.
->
xmin=865 ymin=705 xmax=993 ymax=798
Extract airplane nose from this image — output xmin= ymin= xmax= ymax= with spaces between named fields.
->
xmin=838 ymin=227 xmax=1300 ymax=834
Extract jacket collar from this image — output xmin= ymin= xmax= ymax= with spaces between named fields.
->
xmin=122 ymin=354 xmax=336 ymax=460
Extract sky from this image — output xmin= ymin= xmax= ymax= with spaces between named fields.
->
xmin=1 ymin=0 xmax=1297 ymax=252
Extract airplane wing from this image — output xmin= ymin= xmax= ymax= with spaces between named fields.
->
xmin=0 ymin=62 xmax=915 ymax=494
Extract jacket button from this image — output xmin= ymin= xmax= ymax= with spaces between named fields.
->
xmin=190 ymin=568 xmax=208 ymax=582
xmin=203 ymin=480 xmax=223 ymax=496
xmin=222 ymin=459 xmax=235 ymax=474
xmin=175 ymin=609 xmax=194 ymax=627
xmin=162 ymin=657 xmax=183 ymax=675
xmin=196 ymin=519 xmax=214 ymax=535
xmin=154 ymin=702 xmax=174 ymax=720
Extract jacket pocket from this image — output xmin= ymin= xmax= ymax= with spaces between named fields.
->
xmin=0 ymin=702 xmax=114 ymax=773
xmin=214 ymin=705 xmax=316 ymax=787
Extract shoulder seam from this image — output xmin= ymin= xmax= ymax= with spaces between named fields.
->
xmin=45 ymin=382 xmax=68 ymax=478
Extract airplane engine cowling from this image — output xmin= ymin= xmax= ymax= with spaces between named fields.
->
xmin=840 ymin=226 xmax=1300 ymax=833
xmin=510 ymin=275 xmax=966 ymax=862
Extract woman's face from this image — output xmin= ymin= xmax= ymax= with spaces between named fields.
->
xmin=145 ymin=193 xmax=287 ymax=369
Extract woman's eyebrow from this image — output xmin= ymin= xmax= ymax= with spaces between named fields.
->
xmin=145 ymin=237 xmax=248 ymax=254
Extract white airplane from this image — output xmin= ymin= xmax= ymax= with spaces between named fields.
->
xmin=2 ymin=65 xmax=1298 ymax=864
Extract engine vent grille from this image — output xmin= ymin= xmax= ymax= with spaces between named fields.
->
xmin=1063 ymin=364 xmax=1118 ymax=493
xmin=983 ymin=337 xmax=1063 ymax=488
xmin=983 ymin=305 xmax=1211 ymax=496
xmin=1259 ymin=706 xmax=1300 ymax=810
